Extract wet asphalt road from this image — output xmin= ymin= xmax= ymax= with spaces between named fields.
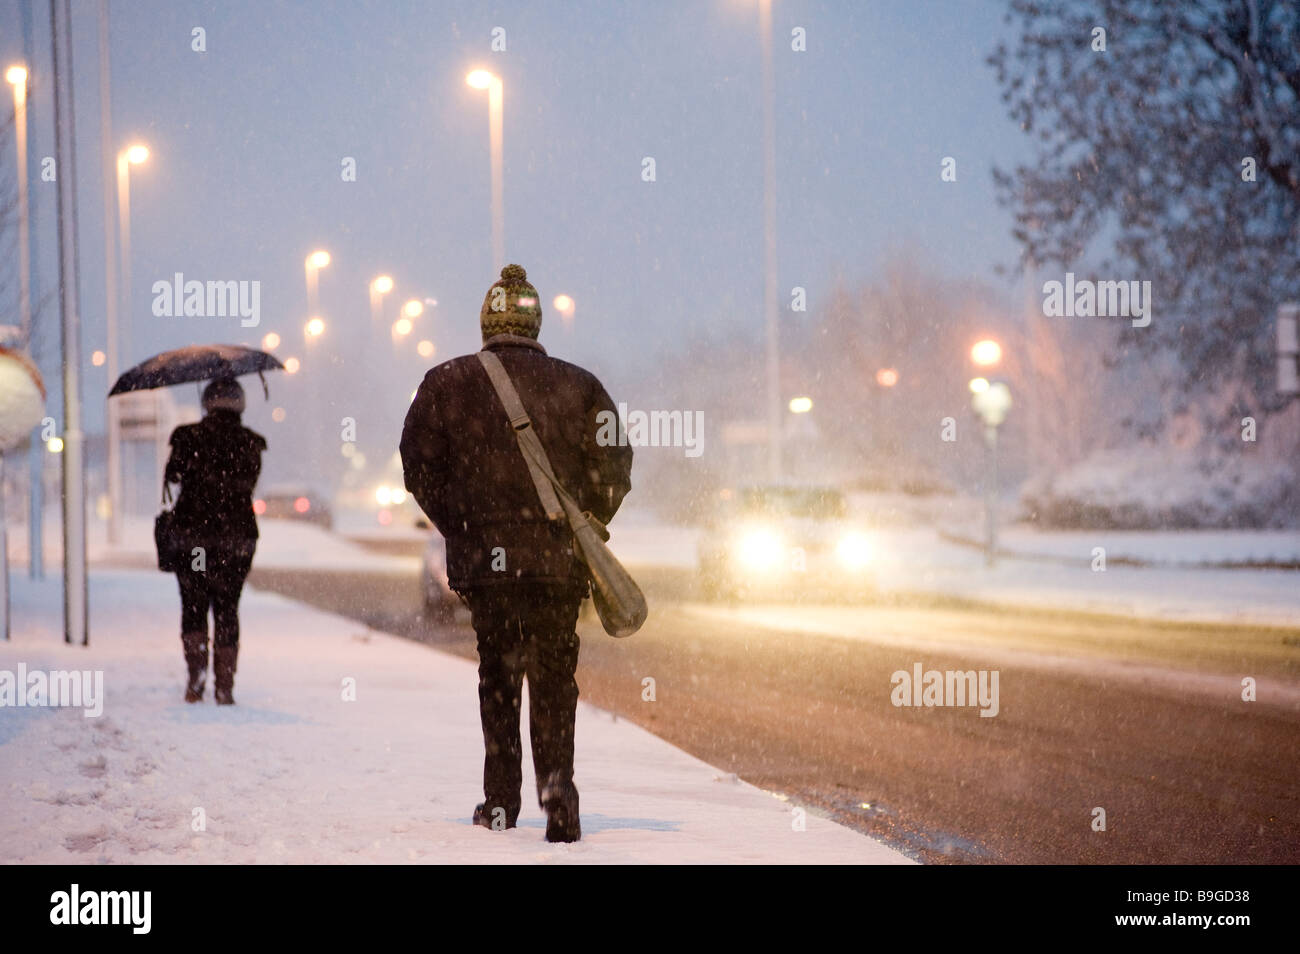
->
xmin=247 ymin=545 xmax=1300 ymax=865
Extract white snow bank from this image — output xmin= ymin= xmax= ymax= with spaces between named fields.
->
xmin=0 ymin=571 xmax=909 ymax=864
xmin=947 ymin=525 xmax=1300 ymax=567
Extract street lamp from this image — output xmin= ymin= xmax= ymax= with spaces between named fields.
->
xmin=304 ymin=249 xmax=330 ymax=317
xmin=104 ymin=140 xmax=149 ymax=543
xmin=552 ymin=294 xmax=575 ymax=329
xmin=370 ymin=274 xmax=393 ymax=323
xmin=788 ymin=396 xmax=813 ymax=414
xmin=305 ymin=317 xmax=325 ymax=339
xmin=971 ymin=338 xmax=1002 ymax=368
xmin=970 ymin=378 xmax=1012 ymax=567
xmin=876 ymin=368 xmax=899 ymax=388
xmin=8 ymin=64 xmax=40 ymax=577
xmin=755 ymin=0 xmax=781 ymax=483
xmin=261 ymin=332 xmax=280 ymax=350
xmin=466 ymin=69 xmax=505 ymax=274
xmin=402 ymin=299 xmax=424 ymax=320
xmin=6 ymin=66 xmax=30 ymax=342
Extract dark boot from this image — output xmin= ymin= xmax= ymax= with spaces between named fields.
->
xmin=181 ymin=632 xmax=209 ymax=703
xmin=541 ymin=776 xmax=581 ymax=843
xmin=213 ymin=644 xmax=238 ymax=705
xmin=472 ymin=802 xmax=518 ymax=831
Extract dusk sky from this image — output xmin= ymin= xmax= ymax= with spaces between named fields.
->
xmin=2 ymin=0 xmax=1034 ymax=482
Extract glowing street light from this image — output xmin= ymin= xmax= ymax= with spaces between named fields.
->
xmin=788 ymin=396 xmax=813 ymax=414
xmin=969 ymin=376 xmax=990 ymax=394
xmin=284 ymin=357 xmax=300 ymax=374
xmin=553 ymin=294 xmax=575 ymax=329
xmin=971 ymin=338 xmax=1002 ymax=367
xmin=393 ymin=317 xmax=413 ymax=338
xmin=417 ymin=339 xmax=435 ymax=359
xmin=369 ymin=274 xmax=393 ymax=323
xmin=305 ymin=317 xmax=325 ymax=338
xmin=876 ymin=368 xmax=899 ymax=388
xmin=402 ymin=299 xmax=424 ymax=320
xmin=261 ymin=332 xmax=280 ymax=350
xmin=466 ymin=68 xmax=505 ymax=273
xmin=304 ymin=249 xmax=330 ymax=317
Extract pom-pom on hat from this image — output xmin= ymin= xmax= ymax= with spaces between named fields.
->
xmin=480 ymin=264 xmax=543 ymax=341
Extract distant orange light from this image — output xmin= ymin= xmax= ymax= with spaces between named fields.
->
xmin=293 ymin=497 xmax=310 ymax=513
xmin=91 ymin=350 xmax=106 ymax=367
xmin=971 ymin=339 xmax=1002 ymax=367
xmin=284 ymin=357 xmax=300 ymax=374
xmin=876 ymin=368 xmax=899 ymax=388
xmin=253 ymin=499 xmax=266 ymax=515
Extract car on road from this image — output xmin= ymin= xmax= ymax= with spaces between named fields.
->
xmin=419 ymin=531 xmax=459 ymax=621
xmin=697 ymin=484 xmax=874 ymax=601
xmin=254 ymin=484 xmax=333 ymax=530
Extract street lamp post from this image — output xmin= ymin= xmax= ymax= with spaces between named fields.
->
xmin=467 ymin=70 xmax=504 ymax=274
xmin=105 ymin=142 xmax=147 ymax=542
xmin=757 ymin=0 xmax=781 ymax=483
xmin=7 ymin=63 xmax=41 ymax=577
xmin=969 ymin=377 xmax=1012 ymax=567
xmin=369 ymin=274 xmax=393 ymax=324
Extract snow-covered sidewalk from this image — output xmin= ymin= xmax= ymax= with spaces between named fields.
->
xmin=0 ymin=570 xmax=909 ymax=864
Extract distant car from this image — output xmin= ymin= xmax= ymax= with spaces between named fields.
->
xmin=253 ymin=485 xmax=333 ymax=530
xmin=697 ymin=485 xmax=873 ymax=601
xmin=419 ymin=531 xmax=459 ymax=621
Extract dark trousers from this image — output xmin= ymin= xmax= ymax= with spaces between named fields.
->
xmin=465 ymin=582 xmax=585 ymax=823
xmin=176 ymin=541 xmax=255 ymax=647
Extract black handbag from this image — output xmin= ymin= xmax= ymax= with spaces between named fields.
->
xmin=154 ymin=482 xmax=184 ymax=572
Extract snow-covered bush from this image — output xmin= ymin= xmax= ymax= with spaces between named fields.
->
xmin=1021 ymin=445 xmax=1300 ymax=529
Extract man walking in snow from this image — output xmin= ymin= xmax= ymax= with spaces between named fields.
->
xmin=399 ymin=264 xmax=632 ymax=843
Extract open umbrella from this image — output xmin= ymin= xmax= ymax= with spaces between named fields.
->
xmin=108 ymin=344 xmax=285 ymax=399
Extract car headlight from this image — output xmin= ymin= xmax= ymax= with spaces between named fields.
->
xmin=835 ymin=532 xmax=871 ymax=570
xmin=734 ymin=526 xmax=786 ymax=571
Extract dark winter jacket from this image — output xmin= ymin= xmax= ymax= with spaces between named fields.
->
xmin=400 ymin=334 xmax=632 ymax=591
xmin=164 ymin=410 xmax=266 ymax=541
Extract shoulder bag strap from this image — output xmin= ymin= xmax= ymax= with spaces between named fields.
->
xmin=477 ymin=351 xmax=566 ymax=521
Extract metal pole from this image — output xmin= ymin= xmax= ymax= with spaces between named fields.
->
xmin=51 ymin=0 xmax=89 ymax=646
xmin=488 ymin=79 xmax=504 ymax=274
xmin=984 ymin=424 xmax=998 ymax=567
xmin=12 ymin=10 xmax=44 ymax=579
xmin=99 ymin=0 xmax=122 ymax=545
xmin=758 ymin=0 xmax=780 ymax=482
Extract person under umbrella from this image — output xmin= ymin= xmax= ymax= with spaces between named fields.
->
xmin=163 ymin=376 xmax=266 ymax=704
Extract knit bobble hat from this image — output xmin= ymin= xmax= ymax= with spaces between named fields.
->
xmin=480 ymin=264 xmax=543 ymax=341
